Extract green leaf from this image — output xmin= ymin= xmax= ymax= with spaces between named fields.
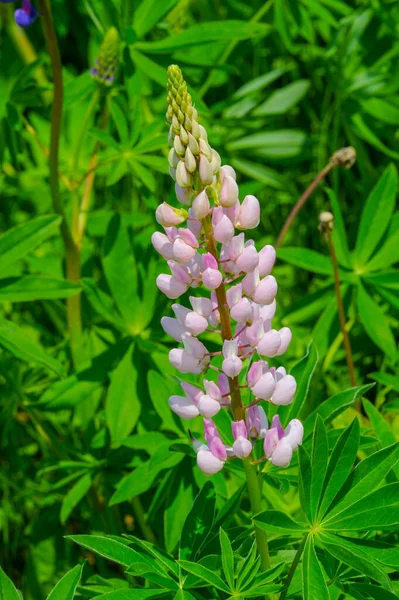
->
xmin=231 ymin=159 xmax=285 ymax=189
xmin=178 ymin=560 xmax=230 ymax=593
xmin=81 ymin=278 xmax=126 ymax=330
xmin=147 ymin=370 xmax=182 ymax=434
xmin=277 ymin=247 xmax=332 ymax=275
xmin=102 ymin=214 xmax=137 ymax=330
xmin=351 ymin=113 xmax=399 ymax=161
xmin=0 ymin=215 xmax=61 ymax=272
xmin=219 ymin=528 xmax=235 ymax=590
xmin=253 ymin=510 xmax=307 ymax=535
xmin=326 ymin=443 xmax=399 ymax=518
xmin=355 ymin=164 xmax=398 ymax=266
xmin=0 ymin=276 xmax=81 ymax=302
xmin=253 ymin=80 xmax=310 ymax=116
xmin=0 ymin=566 xmax=20 ymax=600
xmin=215 ymin=484 xmax=245 ymax=528
xmin=370 ymin=371 xmax=399 ymax=393
xmin=173 ymin=591 xmax=196 ymax=600
xmin=106 ymin=345 xmax=140 ymax=447
xmin=363 ymin=271 xmax=399 ymax=290
xmin=320 ymin=533 xmax=392 ymax=589
xmin=164 ymin=462 xmax=194 ymax=554
xmin=179 ymin=481 xmax=216 ymax=561
xmin=279 ymin=342 xmax=318 ymax=427
xmin=318 ymin=419 xmax=360 ymax=519
xmin=361 ymin=97 xmax=399 ymax=125
xmin=365 ymin=221 xmax=399 ymax=272
xmin=346 ymin=583 xmax=398 ymax=600
xmin=46 ymin=563 xmax=84 ymax=600
xmin=232 ymin=69 xmax=285 ymax=99
xmin=326 ymin=188 xmax=352 ymax=269
xmin=298 ymin=446 xmax=312 ymax=521
xmin=133 ymin=0 xmax=177 ymax=38
xmin=130 ymin=49 xmax=166 ymax=87
xmin=357 ymin=283 xmax=396 ymax=358
xmin=302 ymin=536 xmax=329 ymax=600
xmin=60 ymin=473 xmax=92 ymax=525
xmin=135 ymin=21 xmax=270 ymax=53
xmin=309 ymin=416 xmax=329 ymax=521
xmin=227 ymin=129 xmax=307 ymax=158
xmin=363 ymin=399 xmax=397 ymax=459
xmin=0 ymin=318 xmax=65 ymax=376
xmin=305 ymin=384 xmax=374 ymax=433
xmin=94 ymin=591 xmax=170 ymax=599
xmin=67 ymin=535 xmax=140 ymax=567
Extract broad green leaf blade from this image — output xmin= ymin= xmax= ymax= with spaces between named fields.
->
xmin=253 ymin=510 xmax=307 ymax=535
xmin=370 ymin=371 xmax=399 ymax=392
xmin=357 ymin=282 xmax=396 ymax=358
xmin=219 ymin=528 xmax=235 ymax=589
xmin=318 ymin=419 xmax=360 ymax=519
xmin=363 ymin=400 xmax=398 ymax=477
xmin=46 ymin=563 xmax=84 ymax=600
xmin=320 ymin=533 xmax=392 ymax=589
xmin=131 ymin=49 xmax=166 ymax=87
xmin=304 ymin=384 xmax=374 ymax=434
xmin=365 ymin=214 xmax=399 ymax=272
xmin=0 ymin=318 xmax=65 ymax=376
xmin=94 ymin=591 xmax=170 ymax=599
xmin=135 ymin=21 xmax=270 ymax=53
xmin=60 ymin=473 xmax=92 ymax=525
xmin=106 ymin=345 xmax=140 ymax=447
xmin=253 ymin=80 xmax=310 ymax=116
xmin=173 ymin=591 xmax=196 ymax=600
xmin=302 ymin=536 xmax=330 ymax=600
xmin=67 ymin=534 xmax=141 ymax=567
xmin=215 ymin=484 xmax=245 ymax=528
xmin=236 ymin=543 xmax=260 ymax=591
xmin=326 ymin=443 xmax=399 ymax=519
xmin=0 ymin=566 xmax=20 ymax=600
xmin=298 ymin=445 xmax=312 ymax=522
xmin=227 ymin=129 xmax=307 ymax=158
xmin=0 ymin=276 xmax=81 ymax=302
xmin=363 ymin=271 xmax=399 ymax=290
xmin=164 ymin=461 xmax=194 ymax=554
xmin=133 ymin=0 xmax=177 ymax=38
xmin=179 ymin=481 xmax=216 ymax=561
xmin=326 ymin=188 xmax=352 ymax=269
xmin=347 ymin=583 xmax=398 ymax=600
xmin=81 ymin=278 xmax=126 ymax=330
xmin=102 ymin=214 xmax=137 ymax=330
xmin=309 ymin=416 xmax=329 ymax=522
xmin=279 ymin=342 xmax=318 ymax=427
xmin=233 ymin=69 xmax=285 ymax=99
xmin=277 ymin=247 xmax=332 ymax=275
xmin=0 ymin=214 xmax=61 ymax=272
xmin=355 ymin=163 xmax=398 ymax=266
xmin=178 ymin=560 xmax=230 ymax=593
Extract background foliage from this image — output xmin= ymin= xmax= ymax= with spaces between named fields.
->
xmin=0 ymin=0 xmax=398 ymax=598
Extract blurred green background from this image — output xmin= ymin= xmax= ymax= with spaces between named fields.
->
xmin=0 ymin=0 xmax=398 ymax=597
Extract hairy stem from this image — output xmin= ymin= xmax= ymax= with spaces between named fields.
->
xmin=38 ymin=0 xmax=82 ymax=367
xmin=203 ymin=215 xmax=271 ymax=573
xmin=279 ymin=534 xmax=308 ymax=600
xmin=327 ymin=229 xmax=356 ymax=388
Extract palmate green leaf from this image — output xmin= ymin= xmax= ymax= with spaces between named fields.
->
xmin=125 ymin=534 xmax=178 ymax=577
xmin=147 ymin=370 xmax=182 ymax=434
xmin=298 ymin=445 xmax=312 ymax=522
xmin=173 ymin=591 xmax=196 ymax=600
xmin=351 ymin=113 xmax=399 ymax=161
xmin=345 ymin=582 xmax=398 ymax=600
xmin=231 ymin=158 xmax=285 ymax=189
xmin=277 ymin=247 xmax=333 ymax=275
xmin=0 ymin=318 xmax=65 ymax=376
xmin=370 ymin=371 xmax=399 ymax=393
xmin=309 ymin=416 xmax=329 ymax=522
xmin=302 ymin=536 xmax=330 ymax=600
xmin=0 ymin=565 xmax=20 ymax=600
xmin=130 ymin=49 xmax=166 ymax=87
xmin=279 ymin=341 xmax=318 ymax=427
xmin=94 ymin=590 xmax=171 ymax=599
xmin=133 ymin=0 xmax=177 ymax=39
xmin=219 ymin=529 xmax=234 ymax=590
xmin=81 ymin=278 xmax=126 ymax=330
xmin=67 ymin=535 xmax=152 ymax=570
xmin=326 ymin=443 xmax=399 ymax=519
xmin=304 ymin=384 xmax=374 ymax=434
xmin=253 ymin=510 xmax=307 ymax=535
xmin=46 ymin=563 xmax=84 ymax=600
xmin=214 ymin=484 xmax=245 ymax=528
xmin=355 ymin=163 xmax=397 ymax=266
xmin=336 ymin=537 xmax=399 ymax=569
xmin=318 ymin=419 xmax=360 ymax=519
xmin=106 ymin=345 xmax=140 ymax=447
xmin=236 ymin=543 xmax=260 ymax=591
xmin=178 ymin=560 xmax=230 ymax=593
xmin=363 ymin=400 xmax=397 ymax=468
xmin=363 ymin=271 xmax=399 ymax=290
xmin=0 ymin=214 xmax=61 ymax=272
xmin=320 ymin=533 xmax=392 ymax=589
xmin=326 ymin=188 xmax=352 ymax=269
xmin=232 ymin=69 xmax=285 ymax=99
xmin=283 ymin=285 xmax=335 ymax=325
xmin=164 ymin=461 xmax=194 ymax=554
xmin=253 ymin=80 xmax=310 ymax=116
xmin=365 ymin=213 xmax=399 ymax=271
xmin=135 ymin=21 xmax=270 ymax=53
xmin=239 ymin=584 xmax=281 ymax=597
xmin=102 ymin=214 xmax=138 ymax=330
xmin=60 ymin=472 xmax=92 ymax=525
xmin=227 ymin=129 xmax=307 ymax=158
xmin=0 ymin=276 xmax=81 ymax=302
xmin=179 ymin=481 xmax=216 ymax=561
xmin=357 ymin=283 xmax=396 ymax=358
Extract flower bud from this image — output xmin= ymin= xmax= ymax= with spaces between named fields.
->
xmin=156 ymin=202 xmax=187 ymax=227
xmin=275 ymin=327 xmax=292 ymax=356
xmin=252 ymin=275 xmax=278 ymax=305
xmin=222 ymin=340 xmax=242 ymax=377
xmin=191 ymin=190 xmax=210 ymax=219
xmin=258 ymin=245 xmax=276 ymax=276
xmin=212 ymin=207 xmax=235 ymax=244
xmin=257 ymin=329 xmax=281 ymax=357
xmin=246 ymin=406 xmax=268 ymax=439
xmin=197 ymin=450 xmax=225 ymax=475
xmin=252 ymin=372 xmax=276 ymax=400
xmin=161 ymin=316 xmax=185 ymax=341
xmin=156 ymin=274 xmax=187 ymax=299
xmin=185 ymin=147 xmax=197 ymax=173
xmin=151 ymin=232 xmax=175 ymax=260
xmin=199 ymin=155 xmax=214 ymax=185
xmin=189 ymin=296 xmax=213 ymax=318
xmin=197 ymin=395 xmax=221 ymax=418
xmin=169 ymin=395 xmax=200 ymax=419
xmin=173 ymin=238 xmax=197 ymax=264
xmin=90 ymin=27 xmax=119 ymax=86
xmin=220 ymin=175 xmax=239 ymax=208
xmin=176 ymin=161 xmax=192 ymax=188
xmin=272 ymin=374 xmax=297 ymax=405
xmin=236 ymin=245 xmax=259 ymax=273
xmin=175 ymin=184 xmax=193 ymax=206
xmin=219 ymin=165 xmax=236 ymax=182
xmin=237 ymin=195 xmax=260 ymax=229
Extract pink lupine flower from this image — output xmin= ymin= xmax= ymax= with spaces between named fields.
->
xmin=202 ymin=253 xmax=223 ymax=290
xmin=172 ymin=229 xmax=199 ymax=264
xmin=246 ymin=405 xmax=268 ymax=439
xmin=151 ymin=231 xmax=175 ymax=260
xmin=156 ymin=202 xmax=187 ymax=226
xmin=189 ymin=295 xmax=213 ymax=318
xmin=172 ymin=303 xmax=208 ymax=336
xmin=156 ymin=274 xmax=188 ymax=299
xmin=236 ymin=195 xmax=260 ymax=229
xmin=264 ymin=415 xmax=303 ymax=467
xmin=212 ymin=207 xmax=235 ymax=243
xmin=161 ymin=316 xmax=186 ymax=341
xmin=220 ymin=175 xmax=239 ymax=207
xmin=232 ymin=420 xmax=253 ymax=458
xmin=222 ymin=340 xmax=242 ymax=377
xmin=258 ymin=245 xmax=276 ymax=276
xmin=197 ymin=379 xmax=222 ymax=418
xmin=191 ymin=189 xmax=210 ymax=219
xmin=271 ymin=367 xmax=297 ymax=405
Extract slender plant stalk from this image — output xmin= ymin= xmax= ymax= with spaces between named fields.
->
xmin=276 ymin=163 xmax=334 ymax=249
xmin=131 ymin=497 xmax=156 ymax=544
xmin=279 ymin=534 xmax=308 ymax=600
xmin=199 ymin=0 xmax=273 ymax=98
xmin=203 ymin=216 xmax=271 ymax=573
xmin=326 ymin=229 xmax=356 ymax=388
xmin=38 ymin=0 xmax=83 ymax=367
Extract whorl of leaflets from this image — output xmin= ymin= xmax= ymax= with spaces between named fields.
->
xmin=152 ymin=65 xmax=304 ymax=476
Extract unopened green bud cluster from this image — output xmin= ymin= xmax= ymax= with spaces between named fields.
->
xmin=166 ymin=65 xmax=221 ymax=189
xmin=90 ymin=27 xmax=119 ymax=87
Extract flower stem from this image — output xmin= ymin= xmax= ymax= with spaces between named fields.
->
xmin=38 ymin=0 xmax=83 ymax=367
xmin=326 ymin=229 xmax=356 ymax=388
xmin=203 ymin=215 xmax=271 ymax=574
xmin=279 ymin=534 xmax=308 ymax=600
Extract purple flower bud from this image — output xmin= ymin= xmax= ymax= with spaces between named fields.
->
xmin=203 ymin=418 xmax=220 ymax=442
xmin=14 ymin=0 xmax=38 ymax=28
xmin=168 ymin=395 xmax=200 ymax=419
xmin=197 ymin=449 xmax=225 ymax=475
xmin=242 ymin=268 xmax=260 ymax=297
xmin=191 ymin=189 xmax=210 ymax=219
xmin=185 ymin=311 xmax=208 ymax=336
xmin=232 ymin=419 xmax=248 ymax=440
xmin=152 ymin=232 xmax=175 ymax=260
xmin=218 ymin=373 xmax=230 ymax=401
xmin=182 ymin=333 xmax=207 ymax=359
xmin=220 ymin=175 xmax=239 ymax=207
xmin=247 ymin=360 xmax=266 ymax=388
xmin=204 ymin=379 xmax=221 ymax=401
xmin=173 ymin=238 xmax=197 ymax=264
xmin=169 ymin=348 xmax=205 ymax=373
xmin=258 ymin=245 xmax=276 ymax=276
xmin=259 ymin=299 xmax=276 ymax=321
xmin=199 ymin=155 xmax=214 ymax=185
xmin=233 ymin=436 xmax=253 ymax=459
xmin=247 ymin=406 xmax=268 ymax=439
xmin=270 ymin=439 xmax=293 ymax=467
xmin=168 ymin=261 xmax=192 ymax=284
xmin=228 ymin=233 xmax=245 ymax=262
xmin=209 ymin=436 xmax=228 ymax=461
xmin=252 ymin=372 xmax=276 ymax=400
xmin=156 ymin=274 xmax=188 ymax=299
xmin=181 ymin=382 xmax=203 ymax=404
xmin=219 ymin=165 xmax=236 ymax=182
xmin=226 ymin=283 xmax=242 ymax=308
xmin=202 ymin=268 xmax=223 ymax=290
xmin=246 ymin=320 xmax=265 ymax=347
xmin=187 ymin=210 xmax=203 ymax=238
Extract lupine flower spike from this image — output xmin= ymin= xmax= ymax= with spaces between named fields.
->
xmin=90 ymin=27 xmax=119 ymax=87
xmin=14 ymin=0 xmax=38 ymax=28
xmin=153 ymin=65 xmax=304 ymax=475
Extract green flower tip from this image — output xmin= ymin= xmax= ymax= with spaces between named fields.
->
xmin=90 ymin=27 xmax=120 ymax=87
xmin=166 ymin=65 xmax=221 ymax=189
